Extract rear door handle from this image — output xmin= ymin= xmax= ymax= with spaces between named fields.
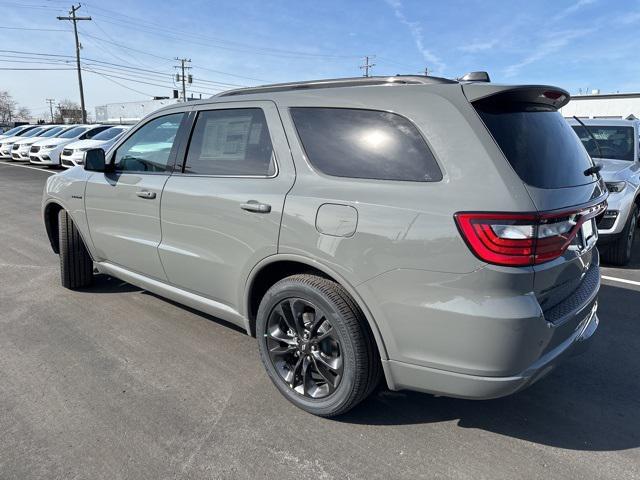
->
xmin=136 ymin=190 xmax=156 ymax=199
xmin=241 ymin=200 xmax=271 ymax=213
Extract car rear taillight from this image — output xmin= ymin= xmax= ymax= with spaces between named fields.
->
xmin=455 ymin=202 xmax=606 ymax=266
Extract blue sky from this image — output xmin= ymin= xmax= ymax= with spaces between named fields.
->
xmin=1 ymin=0 xmax=639 ymax=120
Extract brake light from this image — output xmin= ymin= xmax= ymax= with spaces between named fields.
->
xmin=454 ymin=203 xmax=606 ymax=266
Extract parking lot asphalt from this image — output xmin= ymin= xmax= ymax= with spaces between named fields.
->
xmin=0 ymin=159 xmax=639 ymax=480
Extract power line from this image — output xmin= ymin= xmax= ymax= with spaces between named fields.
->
xmin=57 ymin=3 xmax=92 ymax=123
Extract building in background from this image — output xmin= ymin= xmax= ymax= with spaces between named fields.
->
xmin=95 ymin=98 xmax=180 ymax=124
xmin=560 ymin=92 xmax=640 ymax=120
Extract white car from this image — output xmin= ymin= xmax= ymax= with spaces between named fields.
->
xmin=11 ymin=125 xmax=70 ymax=161
xmin=29 ymin=125 xmax=111 ymax=166
xmin=60 ymin=125 xmax=131 ymax=168
xmin=0 ymin=124 xmax=37 ymax=141
xmin=4 ymin=126 xmax=53 ymax=160
xmin=0 ymin=125 xmax=42 ymax=158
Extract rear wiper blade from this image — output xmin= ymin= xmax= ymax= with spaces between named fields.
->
xmin=584 ymin=164 xmax=602 ymax=176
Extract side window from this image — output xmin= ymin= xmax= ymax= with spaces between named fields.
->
xmin=183 ymin=108 xmax=275 ymax=176
xmin=114 ymin=113 xmax=184 ymax=173
xmin=290 ymin=107 xmax=442 ymax=182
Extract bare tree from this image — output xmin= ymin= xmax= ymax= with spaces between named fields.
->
xmin=15 ymin=106 xmax=31 ymax=121
xmin=0 ymin=90 xmax=17 ymax=124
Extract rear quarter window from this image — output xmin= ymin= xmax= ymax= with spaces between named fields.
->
xmin=290 ymin=107 xmax=442 ymax=182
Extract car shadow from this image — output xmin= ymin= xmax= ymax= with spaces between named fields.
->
xmin=339 ymin=284 xmax=640 ymax=452
xmin=80 ymin=274 xmax=142 ymax=294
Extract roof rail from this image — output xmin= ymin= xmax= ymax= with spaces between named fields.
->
xmin=216 ymin=75 xmax=457 ymax=97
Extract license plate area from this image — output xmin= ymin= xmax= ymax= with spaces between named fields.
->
xmin=581 ymin=218 xmax=597 ymax=249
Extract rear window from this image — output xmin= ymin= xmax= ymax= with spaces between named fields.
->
xmin=571 ymin=125 xmax=635 ymax=161
xmin=475 ymin=100 xmax=596 ymax=188
xmin=290 ymin=107 xmax=442 ymax=182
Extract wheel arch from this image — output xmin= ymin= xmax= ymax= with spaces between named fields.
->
xmin=244 ymin=254 xmax=389 ymax=360
xmin=43 ymin=201 xmax=65 ymax=254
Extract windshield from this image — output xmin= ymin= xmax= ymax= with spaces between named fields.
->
xmin=23 ymin=127 xmax=47 ymax=138
xmin=2 ymin=126 xmax=25 ymax=136
xmin=58 ymin=126 xmax=89 ymax=139
xmin=571 ymin=125 xmax=635 ymax=161
xmin=40 ymin=127 xmax=65 ymax=138
xmin=475 ymin=101 xmax=596 ymax=188
xmin=93 ymin=127 xmax=126 ymax=141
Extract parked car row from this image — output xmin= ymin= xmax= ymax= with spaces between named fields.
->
xmin=0 ymin=124 xmax=131 ymax=167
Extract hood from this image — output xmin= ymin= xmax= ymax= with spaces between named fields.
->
xmin=598 ymin=158 xmax=634 ymax=180
xmin=64 ymin=139 xmax=106 ymax=150
xmin=14 ymin=136 xmax=51 ymax=146
xmin=0 ymin=135 xmax=24 ymax=145
xmin=32 ymin=137 xmax=72 ymax=147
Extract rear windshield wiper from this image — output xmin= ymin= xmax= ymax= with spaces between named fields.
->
xmin=573 ymin=116 xmax=604 ymax=176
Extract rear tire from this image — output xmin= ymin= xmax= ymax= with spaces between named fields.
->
xmin=256 ymin=274 xmax=381 ymax=417
xmin=58 ymin=209 xmax=93 ymax=289
xmin=602 ymin=205 xmax=637 ymax=266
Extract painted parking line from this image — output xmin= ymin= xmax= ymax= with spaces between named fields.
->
xmin=0 ymin=161 xmax=55 ymax=173
xmin=602 ymin=275 xmax=640 ymax=287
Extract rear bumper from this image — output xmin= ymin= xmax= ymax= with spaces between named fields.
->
xmin=359 ymin=259 xmax=601 ymax=399
xmin=383 ymin=304 xmax=598 ymax=399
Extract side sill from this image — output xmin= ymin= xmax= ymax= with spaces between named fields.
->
xmin=95 ymin=262 xmax=248 ymax=331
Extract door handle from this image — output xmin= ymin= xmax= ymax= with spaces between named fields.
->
xmin=241 ymin=200 xmax=271 ymax=213
xmin=136 ymin=190 xmax=156 ymax=199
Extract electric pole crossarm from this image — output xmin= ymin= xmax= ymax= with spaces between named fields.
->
xmin=57 ymin=4 xmax=91 ymax=123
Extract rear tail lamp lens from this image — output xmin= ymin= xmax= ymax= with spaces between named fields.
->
xmin=454 ymin=202 xmax=606 ymax=266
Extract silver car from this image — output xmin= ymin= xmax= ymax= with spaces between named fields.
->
xmin=42 ymin=74 xmax=606 ymax=416
xmin=568 ymin=118 xmax=640 ymax=265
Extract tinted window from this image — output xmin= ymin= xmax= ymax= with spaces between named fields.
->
xmin=114 ymin=113 xmax=183 ymax=173
xmin=571 ymin=125 xmax=635 ymax=161
xmin=290 ymin=108 xmax=442 ymax=182
xmin=93 ymin=127 xmax=127 ymax=141
xmin=184 ymin=109 xmax=275 ymax=176
xmin=58 ymin=127 xmax=89 ymax=139
xmin=83 ymin=126 xmax=110 ymax=139
xmin=475 ymin=100 xmax=596 ymax=188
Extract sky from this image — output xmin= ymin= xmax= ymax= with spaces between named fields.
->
xmin=1 ymin=0 xmax=639 ymax=121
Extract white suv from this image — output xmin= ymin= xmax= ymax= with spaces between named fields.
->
xmin=61 ymin=125 xmax=131 ymax=168
xmin=29 ymin=125 xmax=111 ymax=166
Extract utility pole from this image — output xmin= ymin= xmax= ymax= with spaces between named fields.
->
xmin=57 ymin=4 xmax=91 ymax=123
xmin=174 ymin=58 xmax=192 ymax=102
xmin=359 ymin=55 xmax=375 ymax=77
xmin=423 ymin=67 xmax=429 ymax=76
xmin=46 ymin=98 xmax=55 ymax=123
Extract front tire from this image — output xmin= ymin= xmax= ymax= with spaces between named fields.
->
xmin=256 ymin=274 xmax=381 ymax=417
xmin=602 ymin=205 xmax=637 ymax=266
xmin=58 ymin=209 xmax=93 ymax=289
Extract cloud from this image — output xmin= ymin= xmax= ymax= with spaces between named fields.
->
xmin=384 ymin=0 xmax=446 ymax=74
xmin=458 ymin=40 xmax=498 ymax=53
xmin=503 ymin=28 xmax=595 ymax=77
xmin=553 ymin=0 xmax=597 ymax=22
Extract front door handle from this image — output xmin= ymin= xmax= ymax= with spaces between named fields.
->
xmin=136 ymin=190 xmax=156 ymax=199
xmin=241 ymin=200 xmax=271 ymax=213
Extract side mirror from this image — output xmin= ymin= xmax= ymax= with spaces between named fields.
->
xmin=84 ymin=148 xmax=112 ymax=172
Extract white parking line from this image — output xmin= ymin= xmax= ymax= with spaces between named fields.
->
xmin=602 ymin=275 xmax=640 ymax=287
xmin=0 ymin=161 xmax=55 ymax=173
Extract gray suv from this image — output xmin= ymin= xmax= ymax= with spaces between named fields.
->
xmin=42 ymin=75 xmax=606 ymax=416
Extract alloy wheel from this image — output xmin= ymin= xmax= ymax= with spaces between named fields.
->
xmin=265 ymin=298 xmax=343 ymax=399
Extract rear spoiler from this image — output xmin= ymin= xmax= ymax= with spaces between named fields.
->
xmin=462 ymin=84 xmax=571 ymax=109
